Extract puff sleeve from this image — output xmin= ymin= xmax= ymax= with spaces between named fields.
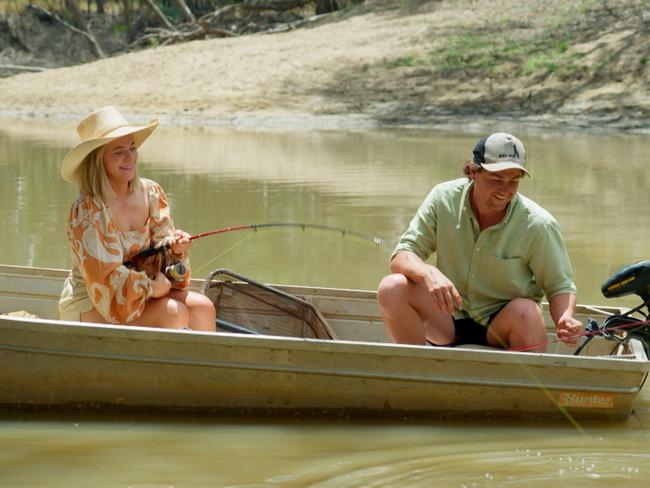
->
xmin=146 ymin=179 xmax=191 ymax=288
xmin=67 ymin=195 xmax=153 ymax=323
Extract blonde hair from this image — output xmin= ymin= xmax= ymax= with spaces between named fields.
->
xmin=76 ymin=145 xmax=141 ymax=201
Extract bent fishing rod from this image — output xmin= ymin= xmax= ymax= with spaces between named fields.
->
xmin=130 ymin=222 xmax=388 ymax=261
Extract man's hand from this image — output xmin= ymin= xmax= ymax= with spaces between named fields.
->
xmin=556 ymin=314 xmax=583 ymax=345
xmin=423 ymin=265 xmax=463 ymax=315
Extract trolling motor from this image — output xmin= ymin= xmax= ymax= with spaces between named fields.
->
xmin=575 ymin=260 xmax=650 ymax=356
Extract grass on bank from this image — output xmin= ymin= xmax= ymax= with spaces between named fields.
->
xmin=386 ymin=0 xmax=640 ymax=82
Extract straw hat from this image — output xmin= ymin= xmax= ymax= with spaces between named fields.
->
xmin=61 ymin=106 xmax=159 ymax=183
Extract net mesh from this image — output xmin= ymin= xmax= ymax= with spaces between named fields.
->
xmin=201 ymin=269 xmax=338 ymax=340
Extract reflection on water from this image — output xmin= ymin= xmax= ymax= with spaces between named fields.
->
xmin=1 ymin=417 xmax=650 ymax=487
xmin=2 ymin=119 xmax=650 ymax=485
xmin=1 ymin=118 xmax=649 ymax=303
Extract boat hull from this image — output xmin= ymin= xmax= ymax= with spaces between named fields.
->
xmin=1 ymin=314 xmax=647 ymax=420
xmin=1 ymin=264 xmax=648 ymax=420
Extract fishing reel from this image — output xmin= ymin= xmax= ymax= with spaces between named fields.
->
xmin=576 ymin=260 xmax=650 ymax=356
xmin=125 ymin=245 xmax=188 ymax=284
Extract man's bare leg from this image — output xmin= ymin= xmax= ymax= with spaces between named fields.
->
xmin=378 ymin=273 xmax=455 ymax=345
xmin=487 ymin=298 xmax=547 ymax=352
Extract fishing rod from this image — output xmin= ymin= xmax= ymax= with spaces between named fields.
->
xmin=189 ymin=222 xmax=387 ymax=246
xmin=126 ymin=222 xmax=389 ymax=275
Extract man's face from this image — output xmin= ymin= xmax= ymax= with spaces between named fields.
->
xmin=469 ymin=167 xmax=524 ymax=214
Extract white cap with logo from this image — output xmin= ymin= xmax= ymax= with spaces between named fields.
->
xmin=472 ymin=132 xmax=529 ymax=176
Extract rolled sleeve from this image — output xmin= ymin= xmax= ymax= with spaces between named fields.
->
xmin=527 ymin=219 xmax=577 ymax=298
xmin=392 ymin=187 xmax=438 ymax=261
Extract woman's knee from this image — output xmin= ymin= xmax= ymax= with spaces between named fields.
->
xmin=164 ymin=298 xmax=190 ymax=327
xmin=190 ymin=292 xmax=216 ymax=319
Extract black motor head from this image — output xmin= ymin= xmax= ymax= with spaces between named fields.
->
xmin=602 ymin=260 xmax=650 ymax=301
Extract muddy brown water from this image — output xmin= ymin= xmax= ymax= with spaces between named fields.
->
xmin=1 ymin=119 xmax=650 ymax=486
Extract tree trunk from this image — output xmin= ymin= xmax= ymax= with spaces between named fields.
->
xmin=122 ymin=0 xmax=134 ymax=42
xmin=29 ymin=4 xmax=106 ymax=58
xmin=96 ymin=0 xmax=105 ymax=14
xmin=65 ymin=0 xmax=90 ymax=31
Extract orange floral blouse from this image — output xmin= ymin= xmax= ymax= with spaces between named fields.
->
xmin=58 ymin=178 xmax=190 ymax=324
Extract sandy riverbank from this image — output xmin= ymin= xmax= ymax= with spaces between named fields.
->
xmin=0 ymin=0 xmax=648 ymax=133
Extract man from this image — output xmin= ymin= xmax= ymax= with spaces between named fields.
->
xmin=377 ymin=132 xmax=582 ymax=352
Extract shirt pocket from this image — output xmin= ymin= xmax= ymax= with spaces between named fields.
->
xmin=480 ymin=254 xmax=533 ymax=300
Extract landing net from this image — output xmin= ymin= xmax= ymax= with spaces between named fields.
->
xmin=201 ymin=268 xmax=337 ymax=340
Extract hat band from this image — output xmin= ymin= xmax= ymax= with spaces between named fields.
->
xmin=97 ymin=123 xmax=129 ymax=139
xmin=80 ymin=123 xmax=130 ymax=143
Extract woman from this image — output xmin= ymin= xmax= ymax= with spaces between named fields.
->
xmin=58 ymin=106 xmax=216 ymax=331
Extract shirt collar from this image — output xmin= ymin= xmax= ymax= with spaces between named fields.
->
xmin=457 ymin=178 xmax=519 ymax=231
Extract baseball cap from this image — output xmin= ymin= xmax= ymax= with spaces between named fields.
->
xmin=472 ymin=132 xmax=529 ymax=176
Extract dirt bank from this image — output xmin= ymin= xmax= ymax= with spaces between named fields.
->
xmin=0 ymin=0 xmax=648 ymax=132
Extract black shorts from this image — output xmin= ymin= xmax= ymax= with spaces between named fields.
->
xmin=427 ymin=309 xmax=503 ymax=347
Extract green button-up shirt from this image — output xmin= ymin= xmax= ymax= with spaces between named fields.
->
xmin=392 ymin=178 xmax=577 ymax=325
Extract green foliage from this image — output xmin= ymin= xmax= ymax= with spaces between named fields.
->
xmin=522 ymin=53 xmax=558 ymax=74
xmin=385 ymin=54 xmax=423 ymax=69
xmin=428 ymin=33 xmax=521 ymax=74
xmin=423 ymin=17 xmax=600 ymax=81
xmin=112 ymin=23 xmax=126 ymax=35
xmin=159 ymin=4 xmax=184 ymax=23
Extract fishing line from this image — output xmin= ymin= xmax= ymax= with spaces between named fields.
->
xmin=192 ymin=232 xmax=256 ymax=275
xmin=482 ymin=327 xmax=587 ymax=435
xmin=510 ymin=317 xmax=650 ymax=353
xmin=493 ymin=316 xmax=650 ymax=433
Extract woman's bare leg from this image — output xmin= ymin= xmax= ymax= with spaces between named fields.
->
xmin=80 ymin=296 xmax=190 ymax=329
xmin=169 ymin=289 xmax=216 ymax=332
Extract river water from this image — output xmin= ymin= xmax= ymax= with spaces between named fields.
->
xmin=1 ymin=118 xmax=650 ymax=486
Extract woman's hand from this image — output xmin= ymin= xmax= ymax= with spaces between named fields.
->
xmin=150 ymin=272 xmax=172 ymax=298
xmin=170 ymin=229 xmax=191 ymax=255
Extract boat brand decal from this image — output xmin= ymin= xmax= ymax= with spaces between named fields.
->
xmin=558 ymin=392 xmax=614 ymax=409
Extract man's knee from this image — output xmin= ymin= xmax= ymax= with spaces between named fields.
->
xmin=377 ymin=273 xmax=409 ymax=306
xmin=507 ymin=298 xmax=543 ymax=324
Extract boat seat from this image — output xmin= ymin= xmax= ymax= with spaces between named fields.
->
xmin=1 ymin=310 xmax=40 ymax=319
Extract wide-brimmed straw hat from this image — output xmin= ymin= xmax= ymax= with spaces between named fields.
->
xmin=61 ymin=105 xmax=159 ymax=183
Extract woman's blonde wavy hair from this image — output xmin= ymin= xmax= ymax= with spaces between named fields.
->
xmin=76 ymin=145 xmax=141 ymax=201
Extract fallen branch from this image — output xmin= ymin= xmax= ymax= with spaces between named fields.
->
xmin=0 ymin=64 xmax=49 ymax=73
xmin=172 ymin=0 xmax=196 ymax=24
xmin=199 ymin=0 xmax=312 ymax=23
xmin=27 ymin=4 xmax=105 ymax=58
xmin=238 ymin=0 xmax=313 ymax=11
xmin=142 ymin=0 xmax=177 ymax=31
xmin=198 ymin=4 xmax=239 ymax=24
xmin=129 ymin=18 xmax=237 ymax=48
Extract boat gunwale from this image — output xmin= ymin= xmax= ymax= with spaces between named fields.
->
xmin=2 ymin=314 xmax=649 ymax=374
